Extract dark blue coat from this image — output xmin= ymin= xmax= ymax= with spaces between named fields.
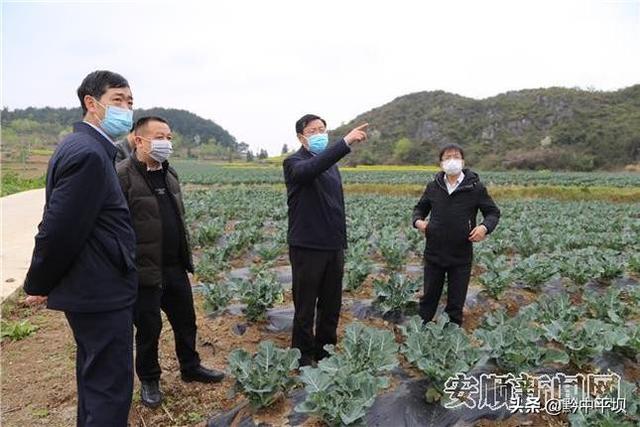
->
xmin=24 ymin=122 xmax=138 ymax=312
xmin=283 ymin=139 xmax=351 ymax=250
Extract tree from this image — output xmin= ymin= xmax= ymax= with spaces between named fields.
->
xmin=393 ymin=137 xmax=415 ymax=163
xmin=281 ymin=144 xmax=289 ymax=155
xmin=237 ymin=142 xmax=249 ymax=155
xmin=246 ymin=150 xmax=255 ymax=162
xmin=257 ymin=149 xmax=269 ymax=160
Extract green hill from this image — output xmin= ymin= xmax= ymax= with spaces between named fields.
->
xmin=331 ymin=85 xmax=640 ymax=171
xmin=1 ymin=106 xmax=238 ymax=162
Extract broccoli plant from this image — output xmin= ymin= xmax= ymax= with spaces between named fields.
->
xmin=343 ymin=241 xmax=373 ymax=292
xmin=568 ymin=377 xmax=639 ymax=427
xmin=400 ymin=314 xmax=481 ymax=403
xmin=228 ymin=340 xmax=300 ymax=408
xmin=296 ymin=323 xmax=397 ymax=425
xmin=323 ymin=322 xmax=399 ymax=375
xmin=377 ymin=229 xmax=410 ymax=272
xmin=296 ymin=363 xmax=388 ymax=426
xmin=628 ymin=252 xmax=640 ymax=274
xmin=255 ymin=241 xmax=284 ymax=266
xmin=583 ymin=287 xmax=632 ymax=325
xmin=200 ymin=280 xmax=234 ymax=314
xmin=522 ymin=293 xmax=584 ymax=325
xmin=191 ymin=217 xmax=225 ymax=247
xmin=477 ymin=255 xmax=513 ymax=299
xmin=474 ymin=309 xmax=569 ymax=374
xmin=513 ymin=254 xmax=559 ymax=290
xmin=235 ymin=268 xmax=284 ymax=321
xmin=543 ymin=319 xmax=629 ymax=369
xmin=373 ymin=273 xmax=420 ymax=315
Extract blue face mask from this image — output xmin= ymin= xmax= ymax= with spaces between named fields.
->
xmin=307 ymin=133 xmax=329 ymax=154
xmin=95 ymin=99 xmax=133 ymax=138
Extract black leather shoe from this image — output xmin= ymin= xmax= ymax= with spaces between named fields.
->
xmin=140 ymin=380 xmax=162 ymax=408
xmin=181 ymin=365 xmax=225 ymax=383
xmin=298 ymin=354 xmax=314 ymax=367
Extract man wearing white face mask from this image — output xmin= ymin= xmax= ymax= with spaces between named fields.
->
xmin=412 ymin=143 xmax=500 ymax=326
xmin=117 ymin=116 xmax=224 ymax=408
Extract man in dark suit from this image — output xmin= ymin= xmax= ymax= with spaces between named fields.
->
xmin=24 ymin=70 xmax=138 ymax=426
xmin=412 ymin=143 xmax=501 ymax=326
xmin=283 ymin=114 xmax=368 ymax=366
xmin=117 ymin=116 xmax=224 ymax=409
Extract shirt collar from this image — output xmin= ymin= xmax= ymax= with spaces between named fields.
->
xmin=82 ymin=120 xmax=115 ymax=145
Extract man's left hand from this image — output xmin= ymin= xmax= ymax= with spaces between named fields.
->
xmin=25 ymin=295 xmax=48 ymax=305
xmin=469 ymin=225 xmax=488 ymax=242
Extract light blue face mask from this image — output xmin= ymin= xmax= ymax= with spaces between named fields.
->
xmin=307 ymin=133 xmax=329 ymax=154
xmin=95 ymin=99 xmax=133 ymax=138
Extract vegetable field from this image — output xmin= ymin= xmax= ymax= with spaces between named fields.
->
xmin=185 ymin=186 xmax=640 ymax=426
xmin=173 ymin=161 xmax=640 ymax=188
xmin=2 ymin=166 xmax=639 ymax=427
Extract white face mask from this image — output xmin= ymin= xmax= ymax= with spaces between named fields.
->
xmin=148 ymin=140 xmax=173 ymax=163
xmin=441 ymin=158 xmax=463 ymax=176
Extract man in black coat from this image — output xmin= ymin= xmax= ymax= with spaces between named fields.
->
xmin=412 ymin=143 xmax=500 ymax=326
xmin=117 ymin=116 xmax=224 ymax=409
xmin=283 ymin=114 xmax=368 ymax=366
xmin=23 ymin=70 xmax=138 ymax=426
xmin=115 ymin=129 xmax=135 ymax=163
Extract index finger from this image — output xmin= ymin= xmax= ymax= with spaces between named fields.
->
xmin=354 ymin=123 xmax=369 ymax=131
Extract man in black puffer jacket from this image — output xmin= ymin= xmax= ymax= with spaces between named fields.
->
xmin=117 ymin=116 xmax=224 ymax=409
xmin=412 ymin=143 xmax=500 ymax=326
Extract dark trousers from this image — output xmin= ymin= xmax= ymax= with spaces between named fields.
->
xmin=289 ymin=246 xmax=344 ymax=361
xmin=64 ymin=306 xmax=133 ymax=427
xmin=419 ymin=261 xmax=472 ymax=326
xmin=134 ymin=265 xmax=200 ymax=381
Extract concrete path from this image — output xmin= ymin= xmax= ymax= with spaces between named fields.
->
xmin=1 ymin=189 xmax=45 ymax=301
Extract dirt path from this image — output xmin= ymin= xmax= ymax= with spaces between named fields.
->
xmin=1 ymin=189 xmax=45 ymax=300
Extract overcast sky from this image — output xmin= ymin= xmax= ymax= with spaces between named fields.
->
xmin=2 ymin=0 xmax=639 ymax=155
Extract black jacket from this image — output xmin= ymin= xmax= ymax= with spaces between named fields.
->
xmin=114 ymin=138 xmax=132 ymax=163
xmin=412 ymin=169 xmax=500 ymax=267
xmin=116 ymin=155 xmax=194 ymax=288
xmin=24 ymin=122 xmax=138 ymax=312
xmin=283 ymin=139 xmax=351 ymax=250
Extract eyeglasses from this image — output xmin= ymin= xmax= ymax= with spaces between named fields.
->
xmin=303 ymin=127 xmax=326 ymax=137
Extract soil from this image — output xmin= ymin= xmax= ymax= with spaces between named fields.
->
xmin=2 ymin=271 xmax=637 ymax=426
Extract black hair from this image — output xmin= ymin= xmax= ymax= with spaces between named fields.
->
xmin=77 ymin=70 xmax=129 ymax=115
xmin=133 ymin=116 xmax=170 ymax=135
xmin=439 ymin=143 xmax=465 ymax=161
xmin=295 ymin=114 xmax=327 ymax=135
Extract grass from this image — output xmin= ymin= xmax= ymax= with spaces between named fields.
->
xmin=1 ymin=319 xmax=38 ymax=341
xmin=31 ymin=408 xmax=50 ymax=418
xmin=183 ymin=182 xmax=640 ymax=202
xmin=341 ymin=164 xmax=440 ymax=172
xmin=30 ymin=148 xmax=54 ymax=156
xmin=337 ymin=183 xmax=640 ymax=202
xmin=1 ymin=171 xmax=46 ymax=197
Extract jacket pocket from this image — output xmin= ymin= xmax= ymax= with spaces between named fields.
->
xmin=117 ymin=238 xmax=136 ymax=273
xmin=98 ymin=234 xmax=136 ymax=274
xmin=98 ymin=235 xmax=124 ymax=273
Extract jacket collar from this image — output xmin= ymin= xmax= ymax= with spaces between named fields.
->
xmin=435 ymin=168 xmax=478 ymax=193
xmin=130 ymin=150 xmax=169 ymax=176
xmin=73 ymin=122 xmax=118 ymax=162
xmin=296 ymin=145 xmax=313 ymax=159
